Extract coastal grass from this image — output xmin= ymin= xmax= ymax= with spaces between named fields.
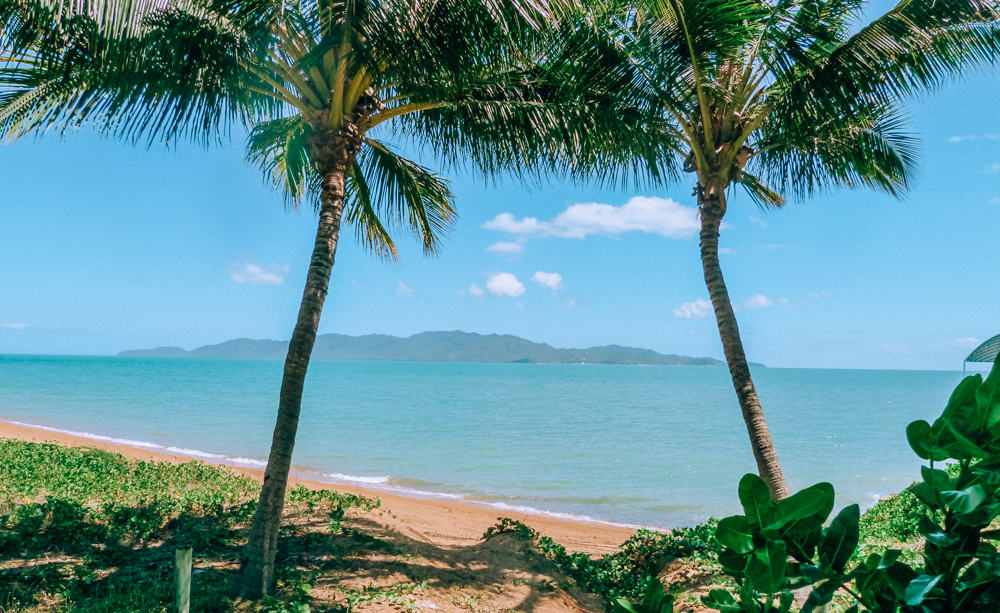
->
xmin=1 ymin=439 xmax=929 ymax=612
xmin=0 ymin=439 xmax=378 ymax=612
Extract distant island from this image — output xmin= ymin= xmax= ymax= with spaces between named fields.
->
xmin=118 ymin=331 xmax=759 ymax=367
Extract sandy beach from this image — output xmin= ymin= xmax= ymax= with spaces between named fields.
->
xmin=0 ymin=420 xmax=635 ymax=556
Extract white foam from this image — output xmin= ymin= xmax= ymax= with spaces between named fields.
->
xmin=10 ymin=421 xmax=166 ymax=450
xmin=225 ymin=456 xmax=268 ymax=468
xmin=481 ymin=501 xmax=651 ymax=529
xmin=7 ymin=420 xmax=262 ymax=467
xmin=7 ymin=419 xmax=651 ymax=529
xmin=325 ymin=472 xmax=390 ymax=485
xmin=166 ymin=446 xmax=225 ymax=459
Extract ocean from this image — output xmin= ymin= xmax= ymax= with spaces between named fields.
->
xmin=0 ymin=354 xmax=968 ymax=528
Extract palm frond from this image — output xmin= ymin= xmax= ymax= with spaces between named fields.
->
xmin=786 ymin=0 xmax=1000 ymax=110
xmin=245 ymin=114 xmax=312 ymax=208
xmin=351 ymin=137 xmax=456 ymax=257
xmin=750 ymin=99 xmax=917 ymax=200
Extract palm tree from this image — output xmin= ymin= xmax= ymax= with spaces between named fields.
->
xmin=1 ymin=0 xmax=650 ymax=596
xmin=596 ymin=0 xmax=1000 ymax=499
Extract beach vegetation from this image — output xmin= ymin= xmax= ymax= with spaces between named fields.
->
xmin=591 ymin=0 xmax=1000 ymax=499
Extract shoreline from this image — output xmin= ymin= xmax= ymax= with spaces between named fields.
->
xmin=0 ymin=419 xmax=636 ymax=555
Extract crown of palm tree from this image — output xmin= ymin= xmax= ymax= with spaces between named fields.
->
xmin=594 ymin=0 xmax=1000 ymax=209
xmin=1 ymin=0 xmax=658 ymax=256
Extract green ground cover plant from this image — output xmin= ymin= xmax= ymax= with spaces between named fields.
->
xmin=0 ymin=441 xmax=377 ymax=612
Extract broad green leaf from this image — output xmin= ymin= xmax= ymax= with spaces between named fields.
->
xmin=641 ymin=579 xmax=667 ymax=613
xmin=910 ymin=482 xmax=943 ymax=508
xmin=819 ymin=504 xmax=859 ymax=574
xmin=941 ymin=484 xmax=987 ymax=514
xmin=943 ymin=418 xmax=991 ymax=459
xmin=746 ymin=540 xmax=787 ymax=594
xmin=979 ymin=357 xmax=1000 ymax=425
xmin=701 ymin=588 xmax=740 ymax=612
xmin=612 ymin=598 xmax=641 ymax=613
xmin=920 ymin=465 xmax=952 ymax=491
xmin=875 ymin=549 xmax=902 ymax=570
xmin=718 ymin=549 xmax=747 ymax=575
xmin=903 ymin=574 xmax=942 ymax=605
xmin=802 ymin=578 xmax=841 ymax=612
xmin=945 ymin=374 xmax=981 ymax=419
xmin=907 ymin=420 xmax=934 ymax=460
xmin=923 ymin=530 xmax=959 ymax=548
xmin=766 ymin=482 xmax=834 ymax=531
xmin=716 ymin=515 xmax=754 ymax=554
xmin=738 ymin=473 xmax=772 ymax=528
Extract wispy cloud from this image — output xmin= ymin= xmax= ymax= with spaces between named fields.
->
xmin=229 ymin=262 xmax=288 ymax=285
xmin=744 ymin=294 xmax=774 ymax=309
xmin=483 ymin=196 xmax=700 ymax=240
xmin=749 ymin=216 xmax=768 ymax=228
xmin=531 ymin=271 xmax=563 ymax=291
xmin=987 ymin=197 xmax=1000 ymax=205
xmin=468 ymin=284 xmax=485 ymax=298
xmin=486 ymin=241 xmax=524 ymax=256
xmin=948 ymin=134 xmax=1000 ymax=143
xmin=565 ymin=299 xmax=577 ymax=308
xmin=2 ymin=322 xmax=28 ymax=330
xmin=486 ymin=272 xmax=525 ymax=297
xmin=986 ymin=163 xmax=1000 ymax=174
xmin=808 ymin=291 xmax=832 ymax=299
xmin=396 ymin=281 xmax=416 ymax=297
xmin=950 ymin=337 xmax=981 ymax=347
xmin=673 ymin=298 xmax=712 ymax=320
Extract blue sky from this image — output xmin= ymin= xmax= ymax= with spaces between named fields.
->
xmin=2 ymin=63 xmax=998 ymax=370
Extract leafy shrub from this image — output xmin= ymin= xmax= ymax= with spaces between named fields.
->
xmin=857 ymin=488 xmax=925 ymax=546
xmin=482 ymin=517 xmax=538 ymax=540
xmin=530 ymin=521 xmax=720 ymax=604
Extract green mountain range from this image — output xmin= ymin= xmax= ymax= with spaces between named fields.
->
xmin=118 ymin=331 xmax=753 ymax=366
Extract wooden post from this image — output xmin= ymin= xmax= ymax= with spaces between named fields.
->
xmin=175 ymin=547 xmax=193 ymax=613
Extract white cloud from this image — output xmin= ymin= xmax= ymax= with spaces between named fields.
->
xmin=718 ymin=247 xmax=735 ymax=255
xmin=229 ymin=262 xmax=288 ymax=285
xmin=531 ymin=271 xmax=563 ymax=291
xmin=469 ymin=284 xmax=485 ymax=298
xmin=986 ymin=163 xmax=1000 ymax=174
xmin=778 ymin=297 xmax=792 ymax=308
xmin=2 ymin=322 xmax=28 ymax=330
xmin=744 ymin=294 xmax=774 ymax=309
xmin=397 ymin=281 xmax=416 ymax=297
xmin=951 ymin=337 xmax=981 ymax=347
xmin=566 ymin=299 xmax=577 ymax=308
xmin=483 ymin=196 xmax=700 ymax=240
xmin=987 ymin=198 xmax=1000 ymax=205
xmin=486 ymin=241 xmax=525 ymax=255
xmin=749 ymin=216 xmax=768 ymax=228
xmin=948 ymin=134 xmax=1000 ymax=143
xmin=673 ymin=298 xmax=712 ymax=320
xmin=808 ymin=291 xmax=832 ymax=299
xmin=485 ymin=272 xmax=525 ymax=297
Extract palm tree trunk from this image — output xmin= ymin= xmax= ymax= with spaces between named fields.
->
xmin=699 ymin=192 xmax=790 ymax=500
xmin=232 ymin=161 xmax=349 ymax=599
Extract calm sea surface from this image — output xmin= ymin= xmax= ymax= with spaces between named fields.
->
xmin=0 ymin=355 xmax=968 ymax=527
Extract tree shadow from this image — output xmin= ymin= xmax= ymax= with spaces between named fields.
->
xmin=1 ymin=498 xmax=604 ymax=612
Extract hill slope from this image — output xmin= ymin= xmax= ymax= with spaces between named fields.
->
xmin=119 ymin=331 xmax=746 ymax=366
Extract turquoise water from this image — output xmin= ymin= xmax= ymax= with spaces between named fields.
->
xmin=0 ymin=355 xmax=967 ymax=527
